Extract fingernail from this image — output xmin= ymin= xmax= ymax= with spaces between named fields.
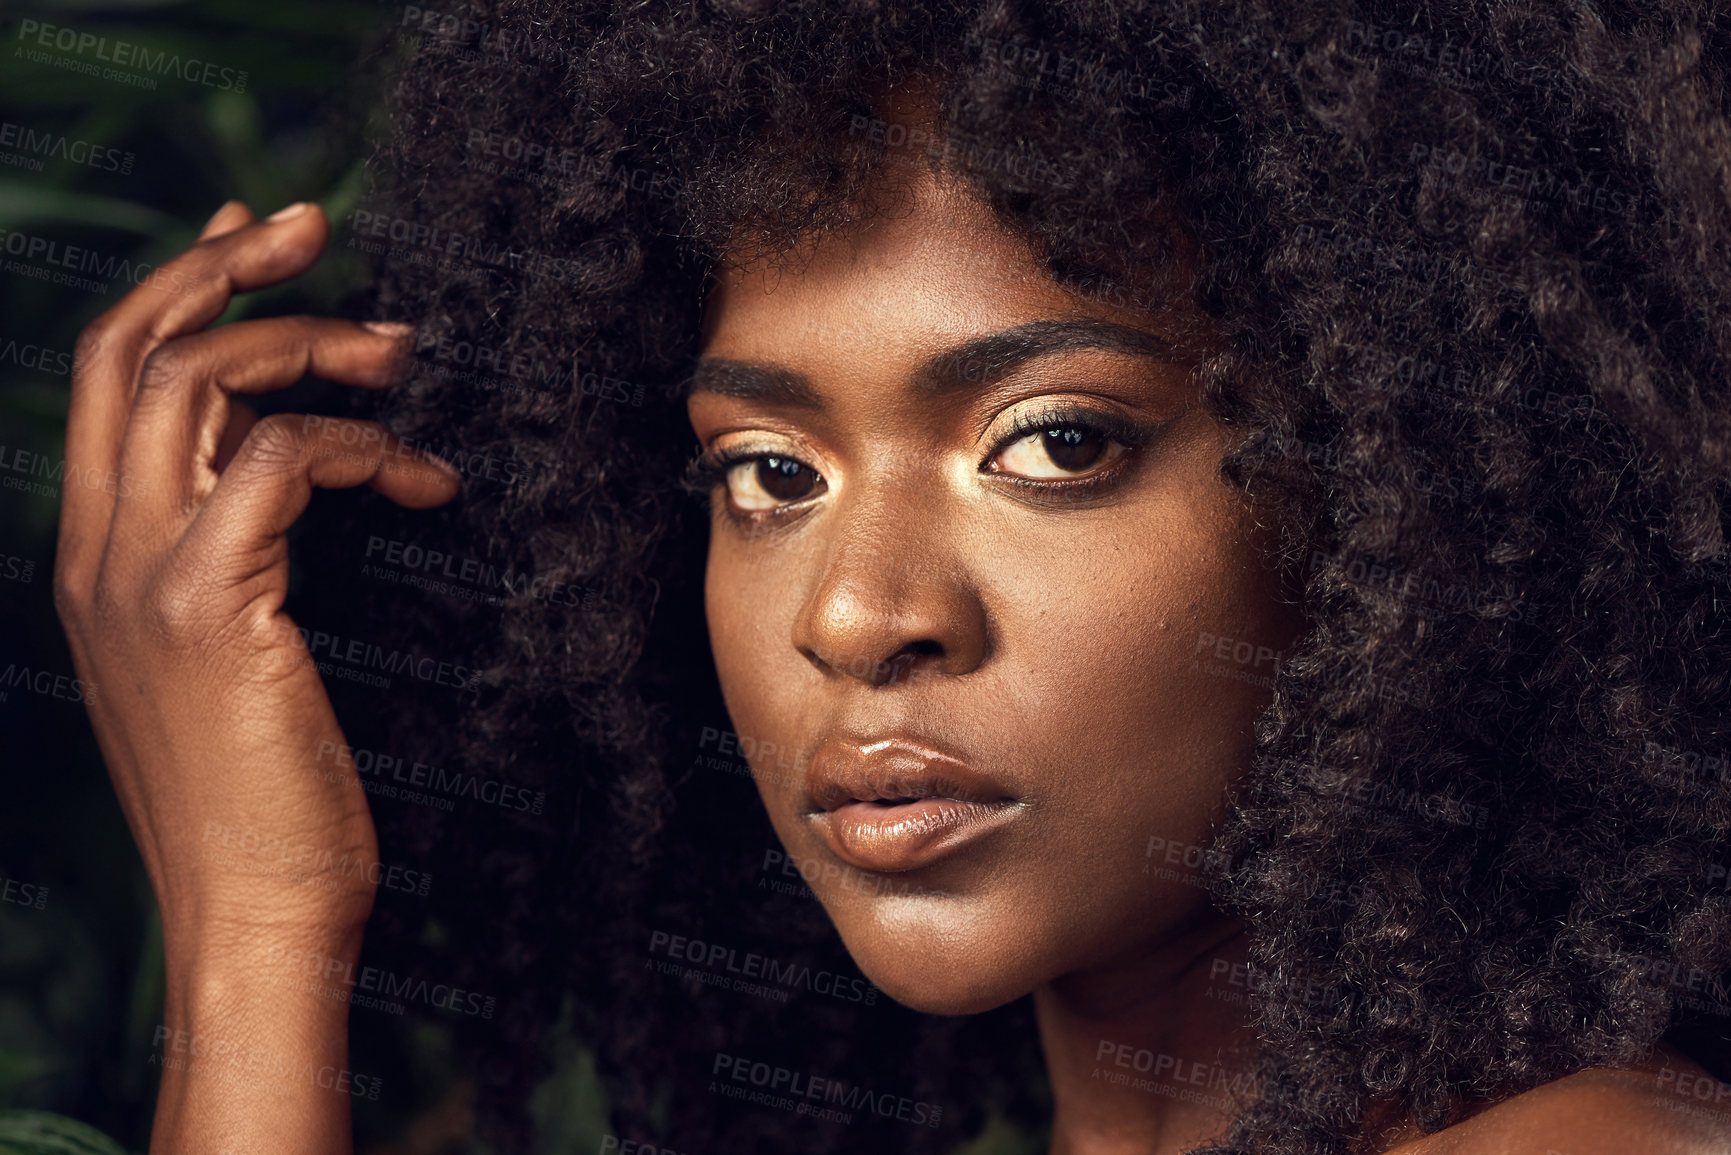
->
xmin=362 ymin=320 xmax=415 ymax=339
xmin=426 ymin=453 xmax=461 ymax=481
xmin=202 ymin=200 xmax=238 ymax=229
xmin=266 ymin=201 xmax=312 ymax=222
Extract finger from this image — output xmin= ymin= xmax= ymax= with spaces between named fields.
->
xmin=198 ymin=200 xmax=256 ymax=242
xmin=58 ymin=203 xmax=330 ymax=591
xmin=110 ymin=317 xmax=416 ymax=542
xmin=121 ymin=201 xmax=330 ymax=349
xmin=176 ymin=413 xmax=458 ymax=591
xmin=136 ymin=316 xmax=413 ymax=400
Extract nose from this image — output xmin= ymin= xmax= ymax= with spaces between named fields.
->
xmin=789 ymin=494 xmax=991 ymax=686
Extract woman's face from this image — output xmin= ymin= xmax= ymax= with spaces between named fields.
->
xmin=688 ymin=166 xmax=1306 ymax=1015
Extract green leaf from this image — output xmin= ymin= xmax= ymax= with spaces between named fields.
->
xmin=0 ymin=182 xmax=175 ymax=235
xmin=0 ymin=1111 xmax=130 ymax=1155
xmin=0 ymin=1050 xmax=53 ymax=1093
xmin=945 ymin=1111 xmax=1048 ymax=1155
xmin=528 ymin=997 xmax=612 ymax=1155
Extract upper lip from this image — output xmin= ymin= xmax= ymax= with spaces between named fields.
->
xmin=803 ymin=736 xmax=1014 ymax=813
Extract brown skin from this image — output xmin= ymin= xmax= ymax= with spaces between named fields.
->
xmin=691 ymin=161 xmax=1299 ymax=1153
xmin=53 ymin=199 xmax=456 ymax=1154
xmin=55 ymin=176 xmax=1730 ymax=1155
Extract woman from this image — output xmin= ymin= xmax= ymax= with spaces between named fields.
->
xmin=51 ymin=1 xmax=1731 ymax=1152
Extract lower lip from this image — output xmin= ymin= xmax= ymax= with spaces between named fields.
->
xmin=818 ymin=797 xmax=1020 ymax=874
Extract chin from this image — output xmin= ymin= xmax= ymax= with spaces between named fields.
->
xmin=819 ymin=893 xmax=1050 ymax=1016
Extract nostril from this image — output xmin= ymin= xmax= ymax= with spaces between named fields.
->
xmin=800 ymin=639 xmax=949 ymax=682
xmin=879 ymin=642 xmax=939 ymax=685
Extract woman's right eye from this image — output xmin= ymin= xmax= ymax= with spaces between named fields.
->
xmin=724 ymin=455 xmax=826 ymax=511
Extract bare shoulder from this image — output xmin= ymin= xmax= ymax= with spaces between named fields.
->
xmin=1386 ymin=1044 xmax=1731 ymax=1155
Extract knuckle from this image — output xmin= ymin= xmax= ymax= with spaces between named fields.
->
xmin=239 ymin=414 xmax=309 ymax=470
xmin=136 ymin=343 xmax=192 ymax=398
xmin=51 ymin=566 xmax=88 ymax=632
xmin=88 ymin=578 xmax=132 ymax=638
xmin=72 ymin=318 xmax=120 ymax=376
xmin=139 ymin=569 xmax=214 ymax=643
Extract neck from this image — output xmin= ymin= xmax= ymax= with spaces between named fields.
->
xmin=1035 ymin=913 xmax=1258 ymax=1155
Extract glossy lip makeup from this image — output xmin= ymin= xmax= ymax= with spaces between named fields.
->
xmin=802 ymin=737 xmax=1024 ymax=873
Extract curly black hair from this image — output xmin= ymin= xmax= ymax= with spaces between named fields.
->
xmin=299 ymin=1 xmax=1731 ymax=1152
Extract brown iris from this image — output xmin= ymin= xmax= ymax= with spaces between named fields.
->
xmin=1041 ymin=427 xmax=1107 ymax=472
xmin=757 ymin=456 xmax=817 ymax=500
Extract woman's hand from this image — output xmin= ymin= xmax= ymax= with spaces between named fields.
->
xmin=52 ymin=200 xmax=457 ymax=1153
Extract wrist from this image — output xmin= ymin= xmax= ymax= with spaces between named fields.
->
xmin=164 ymin=912 xmax=368 ymax=1005
xmin=149 ymin=920 xmax=373 ymax=1155
xmin=153 ymin=826 xmax=382 ymax=955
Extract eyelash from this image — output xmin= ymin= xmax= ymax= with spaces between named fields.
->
xmin=985 ymin=402 xmax=1153 ymax=497
xmin=680 ymin=444 xmax=777 ymax=500
xmin=681 ymin=402 xmax=1156 ymax=518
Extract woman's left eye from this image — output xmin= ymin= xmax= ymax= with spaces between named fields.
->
xmin=989 ymin=424 xmax=1130 ymax=479
xmin=724 ymin=455 xmax=826 ymax=511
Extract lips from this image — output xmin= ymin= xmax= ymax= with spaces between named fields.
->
xmin=803 ymin=737 xmax=1021 ymax=874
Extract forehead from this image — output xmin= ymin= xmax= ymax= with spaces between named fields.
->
xmin=698 ymin=168 xmax=1179 ymax=365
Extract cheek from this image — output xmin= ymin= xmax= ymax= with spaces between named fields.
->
xmin=704 ymin=535 xmax=806 ymax=754
xmin=978 ymin=473 xmax=1288 ymax=884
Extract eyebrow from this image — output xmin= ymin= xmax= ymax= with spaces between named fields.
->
xmin=685 ymin=318 xmax=1186 ymax=408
